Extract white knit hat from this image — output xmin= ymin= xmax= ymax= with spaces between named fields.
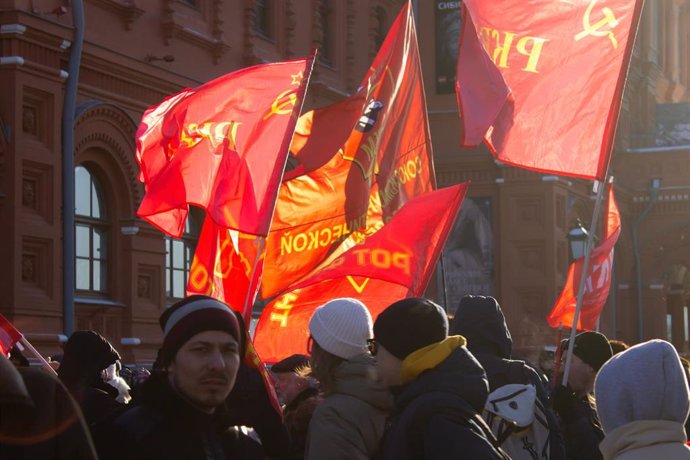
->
xmin=308 ymin=298 xmax=373 ymax=360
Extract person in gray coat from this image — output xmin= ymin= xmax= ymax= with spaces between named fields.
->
xmin=304 ymin=298 xmax=392 ymax=460
xmin=595 ymin=339 xmax=690 ymax=459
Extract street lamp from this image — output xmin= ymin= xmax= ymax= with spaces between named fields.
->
xmin=568 ymin=219 xmax=590 ymax=260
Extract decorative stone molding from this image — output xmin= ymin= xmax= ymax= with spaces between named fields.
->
xmin=161 ymin=0 xmax=229 ymax=64
xmin=74 ymin=102 xmax=142 ymax=207
xmin=88 ymin=0 xmax=144 ymax=30
xmin=242 ymin=0 xmax=258 ymax=66
xmin=345 ymin=0 xmax=356 ymax=89
xmin=285 ymin=0 xmax=296 ymax=58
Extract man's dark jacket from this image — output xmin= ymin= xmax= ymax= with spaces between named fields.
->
xmin=379 ymin=346 xmax=506 ymax=460
xmin=93 ymin=372 xmax=262 ymax=460
xmin=450 ymin=295 xmax=566 ymax=459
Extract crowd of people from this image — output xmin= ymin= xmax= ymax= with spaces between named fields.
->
xmin=1 ymin=294 xmax=690 ymax=459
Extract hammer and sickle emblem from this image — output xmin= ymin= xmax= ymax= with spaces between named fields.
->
xmin=574 ymin=0 xmax=620 ymax=49
xmin=263 ymin=90 xmax=298 ymax=121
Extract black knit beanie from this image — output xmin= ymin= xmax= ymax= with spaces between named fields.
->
xmin=562 ymin=331 xmax=612 ymax=372
xmin=159 ymin=295 xmax=241 ymax=367
xmin=373 ymin=297 xmax=448 ymax=360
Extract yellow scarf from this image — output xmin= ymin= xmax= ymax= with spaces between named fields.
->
xmin=400 ymin=335 xmax=467 ymax=384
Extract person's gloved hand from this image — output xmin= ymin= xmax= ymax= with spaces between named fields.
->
xmin=552 ymin=384 xmax=579 ymax=422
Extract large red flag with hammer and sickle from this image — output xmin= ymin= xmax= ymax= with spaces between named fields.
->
xmin=260 ymin=2 xmax=435 ymax=299
xmin=254 ymin=183 xmax=469 ymax=363
xmin=456 ymin=0 xmax=644 ymax=180
xmin=547 ymin=186 xmax=621 ymax=330
xmin=136 ymin=57 xmax=313 ymax=237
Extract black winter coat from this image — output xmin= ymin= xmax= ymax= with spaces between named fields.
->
xmin=92 ymin=373 xmax=262 ymax=460
xmin=379 ymin=347 xmax=505 ymax=460
xmin=0 ymin=354 xmax=98 ymax=460
xmin=451 ymin=295 xmax=567 ymax=460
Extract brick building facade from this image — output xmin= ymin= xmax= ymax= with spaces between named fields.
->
xmin=1 ymin=0 xmax=688 ymax=363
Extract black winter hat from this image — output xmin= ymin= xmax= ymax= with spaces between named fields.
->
xmin=374 ymin=297 xmax=448 ymax=360
xmin=57 ymin=330 xmax=121 ymax=386
xmin=562 ymin=331 xmax=612 ymax=372
xmin=159 ymin=295 xmax=241 ymax=367
xmin=271 ymin=354 xmax=310 ymax=373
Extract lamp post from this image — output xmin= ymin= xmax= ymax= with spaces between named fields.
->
xmin=567 ymin=219 xmax=590 ymax=261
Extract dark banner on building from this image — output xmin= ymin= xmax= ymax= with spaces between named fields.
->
xmin=438 ymin=196 xmax=494 ymax=315
xmin=435 ymin=0 xmax=461 ymax=94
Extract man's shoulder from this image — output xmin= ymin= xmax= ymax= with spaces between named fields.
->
xmin=107 ymin=404 xmax=166 ymax=440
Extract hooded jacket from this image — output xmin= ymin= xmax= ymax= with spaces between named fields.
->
xmin=304 ymin=353 xmax=391 ymax=460
xmin=379 ymin=345 xmax=504 ymax=460
xmin=92 ymin=372 xmax=262 ymax=460
xmin=451 ymin=295 xmax=566 ymax=459
xmin=57 ymin=331 xmax=124 ymax=426
xmin=595 ymin=339 xmax=690 ymax=460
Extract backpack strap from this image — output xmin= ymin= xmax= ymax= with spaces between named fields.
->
xmin=405 ymin=391 xmax=511 ymax=460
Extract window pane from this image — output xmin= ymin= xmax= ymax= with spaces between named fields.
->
xmin=173 ymin=240 xmax=184 ymax=268
xmin=165 ymin=268 xmax=171 ymax=297
xmin=93 ymin=228 xmax=107 ymax=260
xmin=91 ymin=182 xmax=102 ymax=218
xmin=93 ymin=261 xmax=105 ymax=291
xmin=76 ymin=258 xmax=90 ymax=290
xmin=173 ymin=270 xmax=185 ymax=298
xmin=185 ymin=245 xmax=192 ymax=266
xmin=75 ymin=166 xmax=90 ymax=216
xmin=76 ymin=225 xmax=90 ymax=258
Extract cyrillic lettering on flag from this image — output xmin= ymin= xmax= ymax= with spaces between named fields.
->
xmin=136 ymin=57 xmax=313 ymax=237
xmin=255 ymin=183 xmax=469 ymax=362
xmin=456 ymin=0 xmax=644 ymax=180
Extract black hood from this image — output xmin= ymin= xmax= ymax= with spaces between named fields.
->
xmin=450 ymin=296 xmax=512 ymax=359
xmin=395 ymin=346 xmax=489 ymax=414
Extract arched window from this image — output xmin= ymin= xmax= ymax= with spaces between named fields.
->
xmin=165 ymin=213 xmax=200 ymax=301
xmin=75 ymin=165 xmax=108 ymax=293
xmin=254 ymin=0 xmax=274 ymax=39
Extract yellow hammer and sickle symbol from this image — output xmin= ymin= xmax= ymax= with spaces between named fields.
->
xmin=575 ymin=0 xmax=620 ymax=49
xmin=263 ymin=90 xmax=298 ymax=121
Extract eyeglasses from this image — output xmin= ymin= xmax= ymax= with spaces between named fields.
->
xmin=367 ymin=339 xmax=378 ymax=356
xmin=307 ymin=336 xmax=314 ymax=354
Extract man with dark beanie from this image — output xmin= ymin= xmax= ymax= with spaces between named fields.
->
xmin=92 ymin=295 xmax=262 ymax=460
xmin=373 ymin=297 xmax=507 ymax=459
xmin=553 ymin=330 xmax=613 ymax=460
xmin=451 ymin=295 xmax=565 ymax=459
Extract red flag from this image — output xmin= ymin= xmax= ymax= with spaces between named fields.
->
xmin=254 ymin=183 xmax=469 ymax=362
xmin=136 ymin=58 xmax=313 ymax=237
xmin=547 ymin=187 xmax=621 ymax=330
xmin=456 ymin=0 xmax=644 ymax=180
xmin=0 ymin=313 xmax=22 ymax=356
xmin=186 ymin=215 xmax=263 ymax=321
xmin=261 ymin=3 xmax=435 ymax=298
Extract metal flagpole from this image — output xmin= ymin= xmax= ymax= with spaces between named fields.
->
xmin=438 ymin=252 xmax=450 ymax=312
xmin=241 ymin=236 xmax=266 ymax=324
xmin=18 ymin=337 xmax=57 ymax=375
xmin=562 ymin=178 xmax=607 ymax=387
